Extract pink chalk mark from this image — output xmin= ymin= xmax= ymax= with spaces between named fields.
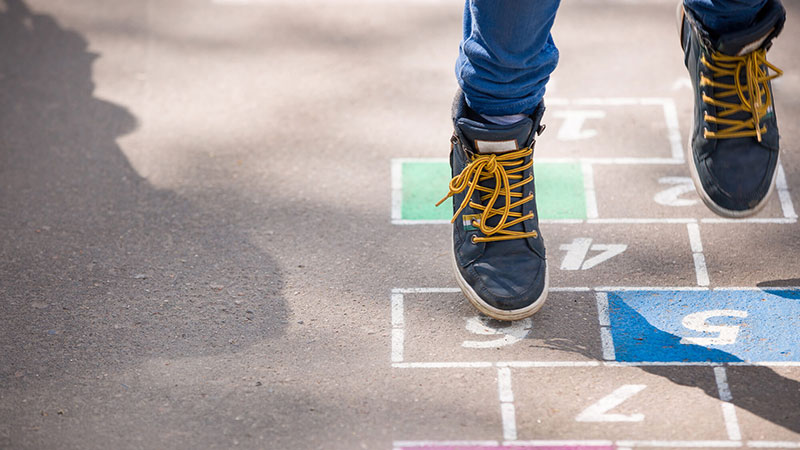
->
xmin=399 ymin=446 xmax=614 ymax=450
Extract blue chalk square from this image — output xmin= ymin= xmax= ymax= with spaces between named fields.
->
xmin=607 ymin=289 xmax=800 ymax=363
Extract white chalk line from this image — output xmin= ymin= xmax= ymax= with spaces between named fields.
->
xmin=392 ymin=285 xmax=800 ymax=294
xmin=595 ymin=292 xmax=616 ymax=361
xmin=721 ymin=403 xmax=742 ymax=441
xmin=661 ymin=97 xmax=685 ymax=161
xmin=715 ymin=366 xmax=742 ymax=441
xmin=588 ymin=218 xmax=696 ymax=224
xmin=394 ymin=217 xmax=797 ymax=225
xmin=500 ymin=404 xmax=517 ymax=436
xmin=714 ymin=286 xmax=800 ymax=291
xmin=392 ymin=287 xmax=596 ymax=294
xmin=503 ymin=440 xmax=615 ymax=447
xmin=596 ymin=292 xmax=611 ymax=327
xmin=392 ymin=219 xmax=450 ymax=225
xmin=594 ymin=286 xmax=709 ymax=291
xmin=391 ymin=287 xmax=461 ymax=294
xmin=392 ymin=360 xmax=800 ymax=369
xmin=497 ymin=367 xmax=514 ymax=403
xmin=582 ymin=162 xmax=599 ymax=219
xmin=600 ymin=329 xmax=616 ymax=361
xmin=393 ymin=361 xmax=597 ymax=369
xmin=393 ymin=440 xmax=499 ymax=448
xmin=497 ymin=367 xmax=517 ymax=441
xmin=701 ymin=217 xmax=797 ymax=224
xmin=497 ymin=361 xmax=601 ymax=368
xmin=549 ymin=286 xmax=593 ymax=292
xmin=748 ymin=442 xmax=800 ymax=448
xmin=391 ymin=293 xmax=404 ymax=327
xmin=616 ymin=440 xmax=744 ymax=447
xmin=550 ymin=97 xmax=672 ymax=106
xmin=394 ymin=440 xmax=800 ymax=448
xmin=776 ymin=162 xmax=797 ymax=219
xmin=606 ymin=361 xmax=721 ymax=367
xmin=391 ymin=291 xmax=405 ymax=363
xmin=394 ymin=362 xmax=492 ymax=368
xmin=691 ymin=247 xmax=710 ymax=286
xmin=390 ymin=156 xmax=686 ymax=166
xmin=391 ymin=158 xmax=403 ymax=222
xmin=687 ymin=223 xmax=704 ymax=253
xmin=714 ymin=366 xmax=734 ymax=402
xmin=730 ymin=361 xmax=800 ymax=366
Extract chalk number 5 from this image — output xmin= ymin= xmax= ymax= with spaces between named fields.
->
xmin=679 ymin=309 xmax=748 ymax=346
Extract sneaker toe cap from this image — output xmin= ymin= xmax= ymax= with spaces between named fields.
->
xmin=699 ymin=144 xmax=777 ymax=212
xmin=465 ymin=253 xmax=547 ymax=311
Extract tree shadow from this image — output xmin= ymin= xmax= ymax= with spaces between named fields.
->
xmin=0 ymin=0 xmax=287 ymax=387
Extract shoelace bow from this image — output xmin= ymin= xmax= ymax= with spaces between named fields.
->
xmin=436 ymin=147 xmax=538 ymax=243
xmin=700 ymin=48 xmax=782 ymax=142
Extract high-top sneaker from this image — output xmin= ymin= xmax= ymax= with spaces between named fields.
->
xmin=437 ymin=92 xmax=548 ymax=321
xmin=678 ymin=0 xmax=785 ymax=217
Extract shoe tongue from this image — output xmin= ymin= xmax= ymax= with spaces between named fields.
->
xmin=456 ymin=117 xmax=534 ymax=154
xmin=455 ymin=117 xmax=535 ymax=234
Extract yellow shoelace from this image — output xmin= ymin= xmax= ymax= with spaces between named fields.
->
xmin=436 ymin=147 xmax=538 ymax=243
xmin=700 ymin=49 xmax=782 ymax=142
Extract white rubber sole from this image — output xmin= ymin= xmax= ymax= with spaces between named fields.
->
xmin=451 ymin=247 xmax=549 ymax=322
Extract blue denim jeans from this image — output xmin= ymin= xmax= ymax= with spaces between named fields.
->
xmin=457 ymin=0 xmax=769 ymax=116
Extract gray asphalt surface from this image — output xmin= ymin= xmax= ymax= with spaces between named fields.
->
xmin=1 ymin=0 xmax=799 ymax=449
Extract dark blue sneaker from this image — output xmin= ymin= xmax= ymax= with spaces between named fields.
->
xmin=678 ymin=0 xmax=785 ymax=217
xmin=436 ymin=92 xmax=547 ymax=321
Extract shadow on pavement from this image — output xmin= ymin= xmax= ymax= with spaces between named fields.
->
xmin=758 ymin=278 xmax=800 ymax=287
xmin=2 ymin=0 xmax=798 ymax=446
xmin=538 ymin=291 xmax=800 ymax=435
xmin=758 ymin=278 xmax=800 ymax=300
xmin=0 ymin=0 xmax=289 ymax=446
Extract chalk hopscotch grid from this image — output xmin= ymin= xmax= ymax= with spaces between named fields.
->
xmin=389 ymin=98 xmax=799 ymax=448
xmin=391 ymin=286 xmax=800 ymax=450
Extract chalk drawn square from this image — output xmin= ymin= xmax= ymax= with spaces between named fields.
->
xmin=607 ymin=289 xmax=800 ymax=363
xmin=394 ymin=160 xmax=587 ymax=223
xmin=392 ymin=290 xmax=602 ymax=365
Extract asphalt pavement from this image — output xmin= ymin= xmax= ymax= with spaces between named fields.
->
xmin=1 ymin=0 xmax=799 ymax=449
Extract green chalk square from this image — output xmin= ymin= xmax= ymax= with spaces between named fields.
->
xmin=535 ymin=162 xmax=588 ymax=220
xmin=400 ymin=161 xmax=587 ymax=221
xmin=401 ymin=161 xmax=454 ymax=221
